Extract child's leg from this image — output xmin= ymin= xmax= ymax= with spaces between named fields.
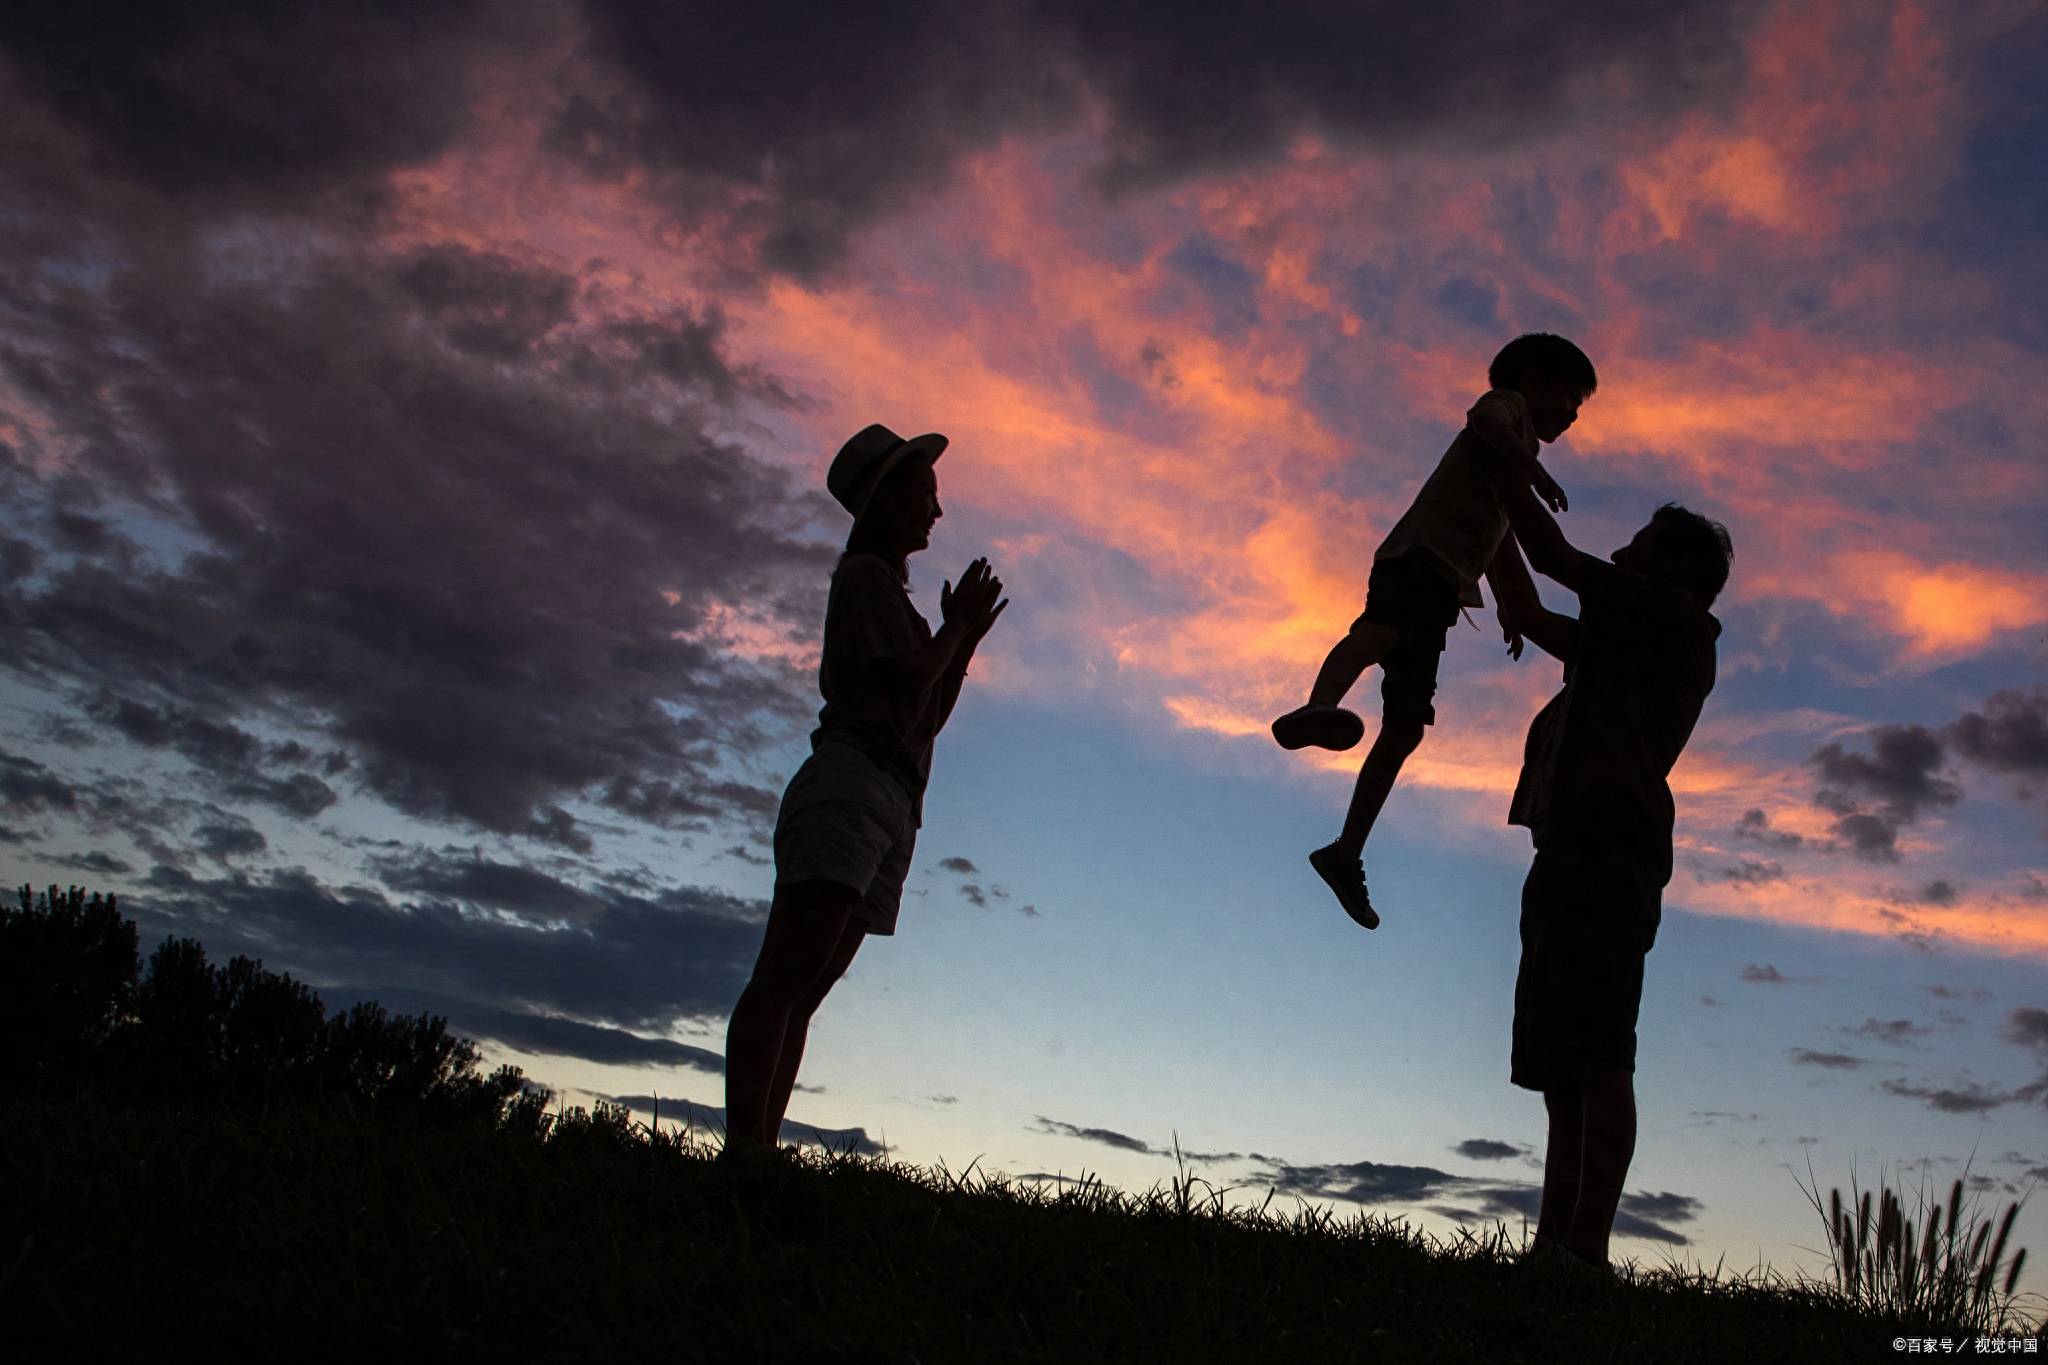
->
xmin=1536 ymin=1083 xmax=1584 ymax=1248
xmin=1565 ymin=1067 xmax=1637 ymax=1265
xmin=1306 ymin=619 xmax=1400 ymax=706
xmin=1332 ymin=714 xmax=1425 ymax=857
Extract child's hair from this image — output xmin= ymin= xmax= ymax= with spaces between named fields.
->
xmin=1649 ymin=503 xmax=1733 ymax=606
xmin=1488 ymin=333 xmax=1598 ymax=400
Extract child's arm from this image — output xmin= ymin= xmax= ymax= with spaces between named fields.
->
xmin=1467 ymin=393 xmax=1567 ymax=512
xmin=1486 ymin=537 xmax=1580 ymax=664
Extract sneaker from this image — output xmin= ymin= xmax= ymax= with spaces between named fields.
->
xmin=1271 ymin=702 xmax=1366 ymax=752
xmin=1308 ymin=844 xmax=1379 ymax=930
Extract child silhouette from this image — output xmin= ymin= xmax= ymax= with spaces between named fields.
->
xmin=1272 ymin=334 xmax=1596 ymax=930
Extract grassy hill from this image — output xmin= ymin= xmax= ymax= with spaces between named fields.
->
xmin=2 ymin=883 xmax=2040 ymax=1361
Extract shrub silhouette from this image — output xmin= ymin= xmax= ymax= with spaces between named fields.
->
xmin=1 ymin=882 xmax=549 ymax=1133
xmin=0 ymin=884 xmax=137 ymax=1093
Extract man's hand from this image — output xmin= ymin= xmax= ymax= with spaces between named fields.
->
xmin=1530 ymin=462 xmax=1568 ymax=514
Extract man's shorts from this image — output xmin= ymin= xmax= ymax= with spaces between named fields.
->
xmin=1510 ymin=831 xmax=1664 ymax=1092
xmin=1353 ymin=553 xmax=1464 ymax=727
xmin=772 ymin=742 xmax=917 ymax=936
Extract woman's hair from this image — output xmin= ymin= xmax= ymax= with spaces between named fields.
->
xmin=840 ymin=459 xmax=919 ymax=583
xmin=1650 ymin=502 xmax=1734 ymax=606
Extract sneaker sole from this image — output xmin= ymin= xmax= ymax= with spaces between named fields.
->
xmin=1272 ymin=707 xmax=1366 ymax=752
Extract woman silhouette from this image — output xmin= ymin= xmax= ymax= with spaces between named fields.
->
xmin=723 ymin=424 xmax=1007 ymax=1155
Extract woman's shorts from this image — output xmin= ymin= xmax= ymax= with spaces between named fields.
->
xmin=1510 ymin=832 xmax=1664 ymax=1092
xmin=772 ymin=742 xmax=918 ymax=937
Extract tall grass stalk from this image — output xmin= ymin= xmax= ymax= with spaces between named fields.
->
xmin=1796 ymin=1154 xmax=2040 ymax=1335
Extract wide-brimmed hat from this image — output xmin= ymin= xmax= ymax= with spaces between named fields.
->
xmin=827 ymin=423 xmax=947 ymax=520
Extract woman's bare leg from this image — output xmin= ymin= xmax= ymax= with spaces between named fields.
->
xmin=723 ymin=880 xmax=860 ymax=1149
xmin=763 ymin=918 xmax=868 ymax=1142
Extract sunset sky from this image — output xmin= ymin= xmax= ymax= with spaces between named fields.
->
xmin=3 ymin=0 xmax=2045 ymax=1291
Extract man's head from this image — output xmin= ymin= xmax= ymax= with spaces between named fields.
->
xmin=1613 ymin=503 xmax=1734 ymax=607
xmin=1488 ymin=333 xmax=1597 ymax=442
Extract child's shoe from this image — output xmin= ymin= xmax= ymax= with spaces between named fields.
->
xmin=1308 ymin=843 xmax=1379 ymax=930
xmin=1271 ymin=703 xmax=1366 ymax=752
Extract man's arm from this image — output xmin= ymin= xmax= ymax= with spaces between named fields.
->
xmin=1485 ymin=458 xmax=1596 ymax=595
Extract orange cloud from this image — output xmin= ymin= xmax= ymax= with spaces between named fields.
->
xmin=1754 ymin=551 xmax=2048 ymax=659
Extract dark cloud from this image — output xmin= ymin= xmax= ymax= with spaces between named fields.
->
xmin=1612 ymin=1191 xmax=1704 ymax=1245
xmin=1693 ymin=857 xmax=1784 ymax=887
xmin=1844 ymin=1018 xmax=1931 ymax=1048
xmin=721 ymin=845 xmax=769 ymax=867
xmin=1688 ymin=1111 xmax=1759 ymax=1125
xmin=1787 ymin=1049 xmax=1866 ymax=1070
xmin=1879 ymin=1079 xmax=2010 ymax=1115
xmin=192 ymin=812 xmax=266 ymax=864
xmin=928 ymin=1094 xmax=958 ymax=1106
xmin=326 ymin=985 xmax=726 ymax=1073
xmin=2009 ymin=1008 xmax=2048 ymax=1110
xmin=1732 ymin=804 xmax=1807 ymax=846
xmin=2007 ymin=1008 xmax=2048 ymax=1051
xmin=81 ymin=692 xmax=339 ymax=819
xmin=937 ymin=856 xmax=979 ymax=875
xmin=1740 ymin=964 xmax=1795 ymax=984
xmin=0 ymin=0 xmax=498 ymax=208
xmin=1926 ymin=984 xmax=1993 ymax=1002
xmin=959 ymin=882 xmax=989 ymax=908
xmin=0 ymin=751 xmax=80 ymax=815
xmin=1809 ymin=726 xmax=1962 ymax=863
xmin=1435 ymin=1183 xmax=1698 ymax=1246
xmin=1699 ymin=995 xmax=1723 ymax=1007
xmin=1948 ymin=688 xmax=2048 ymax=776
xmin=123 ymin=851 xmax=764 ymax=1035
xmin=1250 ymin=1158 xmax=1465 ymax=1205
xmin=48 ymin=848 xmax=135 ymax=876
xmin=1916 ymin=880 xmax=1958 ymax=906
xmin=558 ymin=0 xmax=1753 ymax=278
xmin=0 ymin=207 xmax=831 ymax=854
xmin=1452 ymin=1139 xmax=1525 ymax=1161
xmin=604 ymin=1094 xmax=883 ymax=1156
xmin=1031 ymin=1116 xmax=1163 ymax=1157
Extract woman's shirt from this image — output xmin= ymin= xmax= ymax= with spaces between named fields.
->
xmin=809 ymin=553 xmax=943 ymax=821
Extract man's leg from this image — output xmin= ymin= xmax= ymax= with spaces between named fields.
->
xmin=1535 ymin=1082 xmax=1585 ymax=1249
xmin=723 ymin=880 xmax=860 ymax=1149
xmin=1565 ymin=1066 xmax=1637 ymax=1266
xmin=761 ymin=918 xmax=867 ymax=1143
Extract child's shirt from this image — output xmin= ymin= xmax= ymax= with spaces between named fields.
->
xmin=809 ymin=552 xmax=940 ymax=821
xmin=1507 ymin=555 xmax=1721 ymax=887
xmin=1374 ymin=389 xmax=1538 ymax=608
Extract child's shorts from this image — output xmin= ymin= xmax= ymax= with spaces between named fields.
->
xmin=1510 ymin=830 xmax=1664 ymax=1092
xmin=772 ymin=742 xmax=917 ymax=936
xmin=1353 ymin=553 xmax=1463 ymax=727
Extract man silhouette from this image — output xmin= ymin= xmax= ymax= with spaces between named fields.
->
xmin=1487 ymin=470 xmax=1732 ymax=1273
